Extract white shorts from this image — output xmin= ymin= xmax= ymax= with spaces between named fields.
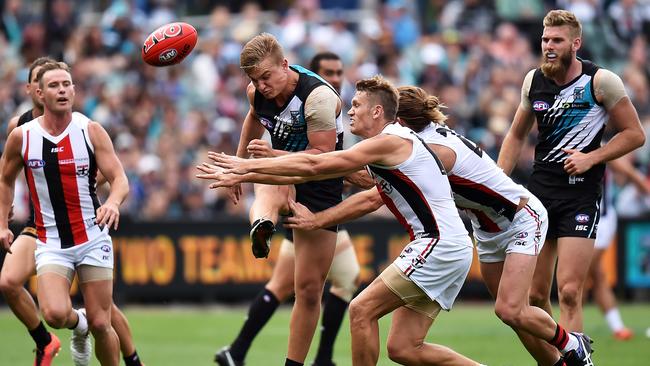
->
xmin=35 ymin=232 xmax=114 ymax=272
xmin=392 ymin=236 xmax=473 ymax=311
xmin=594 ymin=208 xmax=617 ymax=250
xmin=474 ymin=195 xmax=548 ymax=263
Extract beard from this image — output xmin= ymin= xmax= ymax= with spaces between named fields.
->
xmin=540 ymin=50 xmax=573 ymax=80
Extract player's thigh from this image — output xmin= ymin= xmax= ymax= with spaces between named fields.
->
xmin=351 ymin=275 xmax=405 ymax=321
xmin=530 ymin=238 xmax=557 ymax=296
xmin=37 ymin=271 xmax=73 ymax=316
xmin=253 ymin=184 xmax=290 ymax=210
xmin=498 ymin=253 xmax=538 ymax=307
xmin=556 ymin=236 xmax=594 ymax=289
xmin=387 ymin=305 xmax=436 ymax=348
xmin=293 ymin=228 xmax=337 ymax=284
xmin=478 ymin=261 xmax=504 ymax=299
xmin=79 ymin=275 xmax=114 ymax=327
xmin=0 ymin=234 xmax=37 ymax=286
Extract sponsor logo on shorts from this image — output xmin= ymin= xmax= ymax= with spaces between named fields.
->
xmin=568 ymin=176 xmax=585 ymax=185
xmin=27 ymin=159 xmax=45 ymax=168
xmin=514 ymin=240 xmax=526 ymax=246
xmin=403 ymin=247 xmax=413 ymax=254
xmin=575 ymin=214 xmax=590 ymax=223
xmin=533 ymin=101 xmax=550 ymax=111
xmin=514 ymin=232 xmax=528 ymax=239
xmin=575 ymin=225 xmax=589 ymax=231
xmin=100 ymin=245 xmax=112 ymax=253
xmin=102 ymin=255 xmax=110 ymax=260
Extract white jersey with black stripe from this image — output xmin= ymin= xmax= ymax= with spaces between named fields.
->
xmin=367 ymin=123 xmax=470 ymax=244
xmin=21 ymin=112 xmax=102 ymax=249
xmin=418 ymin=122 xmax=530 ymax=233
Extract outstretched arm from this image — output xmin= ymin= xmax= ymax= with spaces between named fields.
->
xmin=209 ymin=134 xmax=402 ymax=181
xmin=285 ymin=187 xmax=384 ymax=230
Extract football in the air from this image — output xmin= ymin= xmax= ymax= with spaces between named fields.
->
xmin=142 ymin=22 xmax=198 ymax=67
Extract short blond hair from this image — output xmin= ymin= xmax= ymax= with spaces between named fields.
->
xmin=37 ymin=61 xmax=72 ymax=88
xmin=543 ymin=9 xmax=582 ymax=39
xmin=355 ymin=75 xmax=399 ymax=121
xmin=240 ymin=33 xmax=284 ymax=71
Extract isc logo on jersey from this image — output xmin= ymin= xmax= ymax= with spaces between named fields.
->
xmin=533 ymin=101 xmax=550 ymax=111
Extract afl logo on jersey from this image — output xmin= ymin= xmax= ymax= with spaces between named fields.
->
xmin=27 ymin=159 xmax=45 ymax=168
xmin=575 ymin=214 xmax=590 ymax=223
xmin=533 ymin=101 xmax=550 ymax=111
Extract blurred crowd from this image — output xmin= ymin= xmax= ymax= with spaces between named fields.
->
xmin=1 ymin=0 xmax=649 ymax=221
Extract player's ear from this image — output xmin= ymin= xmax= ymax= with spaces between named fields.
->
xmin=572 ymin=36 xmax=581 ymax=52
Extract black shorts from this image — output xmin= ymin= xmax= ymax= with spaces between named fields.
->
xmin=294 ymin=178 xmax=343 ymax=233
xmin=538 ymin=195 xmax=601 ymax=240
xmin=20 ymin=222 xmax=37 ymax=238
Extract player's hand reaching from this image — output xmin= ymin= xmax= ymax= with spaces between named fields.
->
xmin=247 ymin=139 xmax=275 ymax=158
xmin=0 ymin=228 xmax=14 ymax=254
xmin=96 ymin=201 xmax=120 ymax=231
xmin=196 ymin=162 xmax=245 ymax=189
xmin=284 ymin=199 xmax=320 ymax=231
xmin=207 ymin=151 xmax=250 ymax=175
xmin=563 ymin=149 xmax=595 ymax=175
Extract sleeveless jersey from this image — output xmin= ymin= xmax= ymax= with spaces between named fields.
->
xmin=527 ymin=60 xmax=607 ymax=198
xmin=17 ymin=109 xmax=37 ymax=227
xmin=253 ymin=65 xmax=344 ymax=152
xmin=419 ymin=123 xmax=530 ymax=233
xmin=367 ymin=123 xmax=469 ymax=243
xmin=21 ymin=112 xmax=102 ymax=249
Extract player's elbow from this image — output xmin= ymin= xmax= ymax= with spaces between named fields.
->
xmin=633 ymin=129 xmax=646 ymax=149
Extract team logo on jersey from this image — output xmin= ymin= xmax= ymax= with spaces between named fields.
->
xmin=378 ymin=179 xmax=393 ymax=194
xmin=573 ymin=86 xmax=585 ymax=101
xmin=533 ymin=101 xmax=550 ymax=111
xmin=27 ymin=159 xmax=45 ymax=168
xmin=76 ymin=164 xmax=90 ymax=177
xmin=575 ymin=213 xmax=590 ymax=223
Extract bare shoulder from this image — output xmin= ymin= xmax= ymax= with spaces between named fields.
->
xmin=87 ymin=121 xmax=111 ymax=146
xmin=6 ymin=115 xmax=20 ymax=135
xmin=4 ymin=125 xmax=24 ymax=154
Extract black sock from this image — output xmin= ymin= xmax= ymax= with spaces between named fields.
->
xmin=29 ymin=321 xmax=52 ymax=350
xmin=124 ymin=350 xmax=143 ymax=366
xmin=552 ymin=357 xmax=566 ymax=366
xmin=229 ymin=288 xmax=280 ymax=361
xmin=314 ymin=293 xmax=348 ymax=364
xmin=285 ymin=359 xmax=303 ymax=366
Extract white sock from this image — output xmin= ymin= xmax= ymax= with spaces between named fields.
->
xmin=605 ymin=308 xmax=625 ymax=332
xmin=561 ymin=333 xmax=580 ymax=354
xmin=72 ymin=309 xmax=88 ymax=335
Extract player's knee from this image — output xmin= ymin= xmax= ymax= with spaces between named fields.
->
xmin=558 ymin=283 xmax=581 ymax=308
xmin=266 ymin=281 xmax=294 ymax=301
xmin=42 ymin=307 xmax=69 ymax=329
xmin=0 ymin=273 xmax=22 ymax=295
xmin=386 ymin=337 xmax=421 ymax=364
xmin=348 ymin=297 xmax=374 ymax=328
xmin=494 ymin=301 xmax=523 ymax=328
xmin=528 ymin=289 xmax=548 ymax=308
xmin=88 ymin=314 xmax=112 ymax=336
xmin=294 ymin=278 xmax=322 ymax=309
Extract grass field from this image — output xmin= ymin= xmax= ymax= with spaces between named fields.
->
xmin=0 ymin=303 xmax=647 ymax=365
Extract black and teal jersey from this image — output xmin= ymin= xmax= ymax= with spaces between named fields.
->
xmin=253 ymin=65 xmax=343 ymax=152
xmin=527 ymin=60 xmax=607 ymax=198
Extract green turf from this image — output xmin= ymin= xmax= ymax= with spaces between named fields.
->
xmin=0 ymin=303 xmax=647 ymax=365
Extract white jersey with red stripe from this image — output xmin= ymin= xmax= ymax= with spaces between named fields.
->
xmin=367 ymin=123 xmax=469 ymax=243
xmin=21 ymin=112 xmax=102 ymax=249
xmin=418 ymin=123 xmax=530 ymax=233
